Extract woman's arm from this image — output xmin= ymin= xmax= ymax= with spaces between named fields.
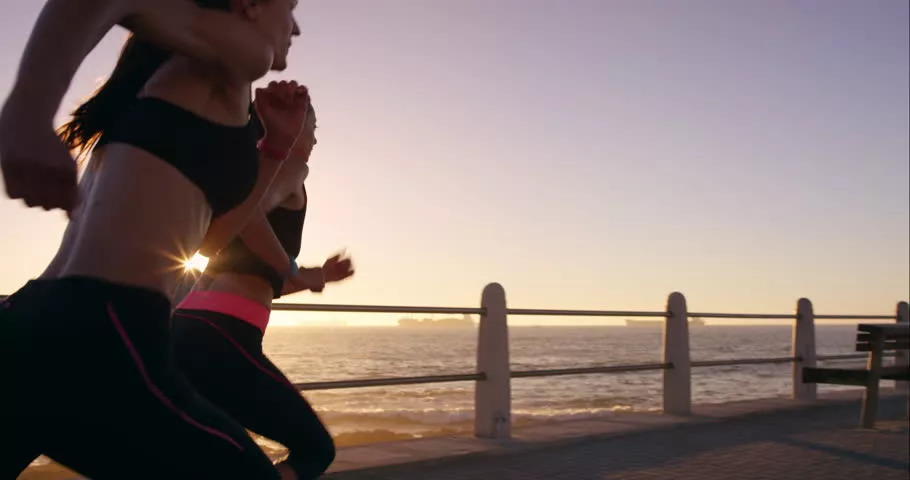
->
xmin=0 ymin=0 xmax=276 ymax=212
xmin=280 ymin=267 xmax=325 ymax=296
xmin=197 ymin=152 xmax=283 ymax=257
xmin=121 ymin=0 xmax=274 ymax=82
xmin=4 ymin=0 xmax=113 ymax=124
xmin=234 ymin=209 xmax=295 ymax=277
xmin=280 ymin=253 xmax=355 ymax=297
xmin=198 ymin=82 xmax=310 ymax=257
xmin=4 ymin=0 xmax=272 ymax=125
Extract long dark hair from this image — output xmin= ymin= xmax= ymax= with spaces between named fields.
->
xmin=57 ymin=0 xmax=233 ymax=159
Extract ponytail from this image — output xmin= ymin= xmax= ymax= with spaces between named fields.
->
xmin=57 ymin=36 xmax=169 ymax=159
xmin=57 ymin=0 xmax=236 ymax=159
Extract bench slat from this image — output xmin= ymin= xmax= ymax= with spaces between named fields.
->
xmin=802 ymin=367 xmax=869 ymax=386
xmin=879 ymin=365 xmax=910 ymax=381
xmin=857 ymin=323 xmax=910 ymax=335
xmin=855 ymin=340 xmax=909 ymax=352
xmin=857 ymin=330 xmax=910 ymax=341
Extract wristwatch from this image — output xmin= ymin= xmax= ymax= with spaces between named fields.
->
xmin=287 ymin=257 xmax=299 ymax=279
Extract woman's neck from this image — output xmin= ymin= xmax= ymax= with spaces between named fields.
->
xmin=142 ymin=56 xmax=252 ymax=126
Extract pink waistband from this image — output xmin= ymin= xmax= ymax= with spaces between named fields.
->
xmin=177 ymin=290 xmax=271 ymax=333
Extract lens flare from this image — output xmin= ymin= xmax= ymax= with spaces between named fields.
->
xmin=184 ymin=253 xmax=209 ymax=272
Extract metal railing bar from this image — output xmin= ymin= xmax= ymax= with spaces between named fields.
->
xmin=2 ymin=294 xmax=896 ymax=321
xmin=690 ymin=313 xmax=896 ymax=320
xmin=688 ymin=313 xmax=794 ymax=319
xmin=282 ymin=351 xmax=900 ymax=391
xmin=294 ymin=372 xmax=485 ymax=390
xmin=273 ymin=303 xmax=484 ymax=315
xmin=691 ymin=356 xmax=797 ymax=367
xmin=507 ymin=308 xmax=667 ymax=318
xmin=817 ymin=353 xmax=867 ymax=361
xmin=511 ymin=363 xmax=669 ymax=378
xmin=817 ymin=352 xmax=897 ymax=361
xmin=294 ymin=363 xmax=675 ymax=390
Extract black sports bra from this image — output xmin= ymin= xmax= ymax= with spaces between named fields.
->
xmin=97 ymin=96 xmax=261 ymax=218
xmin=204 ymin=188 xmax=308 ymax=298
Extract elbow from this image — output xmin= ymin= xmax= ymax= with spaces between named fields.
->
xmin=196 ymin=244 xmax=220 ymax=259
xmin=198 ymin=230 xmax=227 ymax=258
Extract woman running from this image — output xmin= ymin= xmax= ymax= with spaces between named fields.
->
xmin=172 ymin=102 xmax=355 ymax=480
xmin=0 ymin=0 xmax=311 ymax=478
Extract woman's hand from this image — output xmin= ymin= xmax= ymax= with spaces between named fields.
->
xmin=279 ymin=252 xmax=354 ymax=296
xmin=253 ymin=80 xmax=310 ymax=160
xmin=322 ymin=252 xmax=355 ymax=284
xmin=0 ymin=103 xmax=78 ymax=213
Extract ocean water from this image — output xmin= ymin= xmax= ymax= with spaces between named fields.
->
xmin=258 ymin=324 xmax=867 ymax=442
xmin=23 ymin=324 xmax=875 ymax=477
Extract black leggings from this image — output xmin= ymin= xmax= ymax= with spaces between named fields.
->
xmin=0 ymin=277 xmax=279 ymax=480
xmin=171 ymin=308 xmax=335 ymax=479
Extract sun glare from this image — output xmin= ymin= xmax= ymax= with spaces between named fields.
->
xmin=184 ymin=253 xmax=209 ymax=272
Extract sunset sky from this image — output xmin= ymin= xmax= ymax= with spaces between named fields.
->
xmin=1 ymin=0 xmax=907 ymax=325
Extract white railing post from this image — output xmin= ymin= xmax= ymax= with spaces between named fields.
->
xmin=792 ymin=298 xmax=817 ymax=401
xmin=895 ymin=301 xmax=909 ymax=392
xmin=663 ymin=292 xmax=691 ymax=415
xmin=474 ymin=283 xmax=511 ymax=439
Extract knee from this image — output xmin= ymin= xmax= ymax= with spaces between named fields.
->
xmin=288 ymin=429 xmax=335 ymax=477
xmin=315 ymin=431 xmax=336 ymax=472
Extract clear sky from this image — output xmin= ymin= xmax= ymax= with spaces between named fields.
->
xmin=0 ymin=0 xmax=907 ymax=325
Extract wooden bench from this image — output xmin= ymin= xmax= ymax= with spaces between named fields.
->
xmin=802 ymin=323 xmax=909 ymax=428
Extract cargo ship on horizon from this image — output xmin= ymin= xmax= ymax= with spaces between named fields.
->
xmin=397 ymin=313 xmax=476 ymax=328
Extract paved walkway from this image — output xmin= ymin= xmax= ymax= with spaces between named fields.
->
xmin=327 ymin=396 xmax=908 ymax=479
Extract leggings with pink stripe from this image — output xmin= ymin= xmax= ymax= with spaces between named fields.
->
xmin=170 ymin=308 xmax=336 ymax=480
xmin=0 ymin=277 xmax=280 ymax=480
